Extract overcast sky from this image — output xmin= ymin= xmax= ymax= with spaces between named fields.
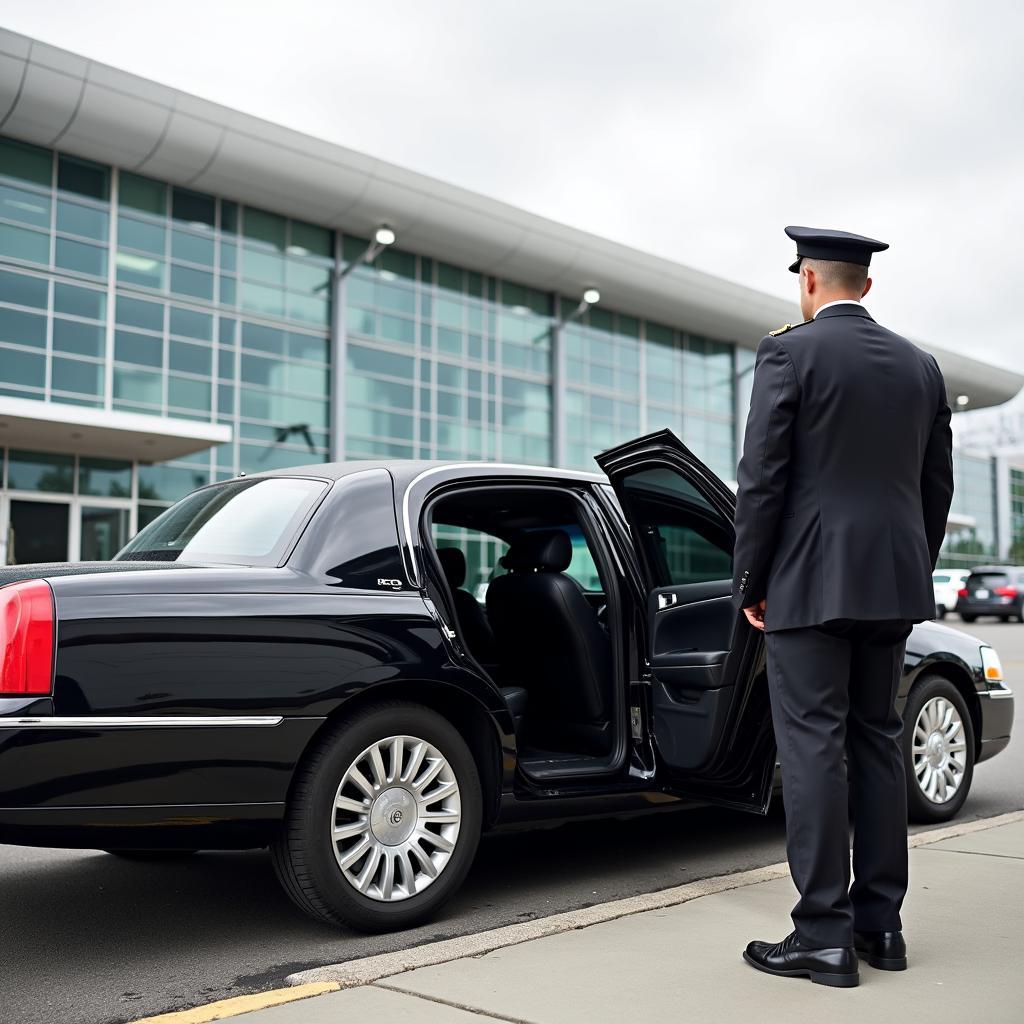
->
xmin=5 ymin=1 xmax=1022 ymax=372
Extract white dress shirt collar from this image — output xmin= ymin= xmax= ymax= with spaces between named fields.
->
xmin=814 ymin=299 xmax=866 ymax=318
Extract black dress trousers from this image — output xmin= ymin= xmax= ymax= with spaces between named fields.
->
xmin=764 ymin=618 xmax=913 ymax=948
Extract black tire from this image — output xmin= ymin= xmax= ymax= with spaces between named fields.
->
xmin=902 ymin=675 xmax=975 ymax=824
xmin=105 ymin=850 xmax=198 ymax=861
xmin=960 ymin=613 xmax=977 ymax=623
xmin=935 ymin=605 xmax=947 ymax=620
xmin=271 ymin=702 xmax=482 ymax=932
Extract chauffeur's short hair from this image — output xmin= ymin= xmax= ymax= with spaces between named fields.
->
xmin=802 ymin=257 xmax=870 ymax=292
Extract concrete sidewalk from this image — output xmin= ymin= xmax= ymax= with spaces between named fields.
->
xmin=168 ymin=814 xmax=1024 ymax=1024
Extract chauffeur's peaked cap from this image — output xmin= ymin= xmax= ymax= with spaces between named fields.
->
xmin=785 ymin=225 xmax=889 ymax=273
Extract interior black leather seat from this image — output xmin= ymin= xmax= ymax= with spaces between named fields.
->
xmin=486 ymin=529 xmax=611 ymax=754
xmin=437 ymin=546 xmax=497 ymax=664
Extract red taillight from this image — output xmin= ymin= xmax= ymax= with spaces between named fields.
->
xmin=995 ymin=586 xmax=1019 ymax=599
xmin=957 ymin=588 xmax=969 ymax=598
xmin=0 ymin=580 xmax=54 ymax=695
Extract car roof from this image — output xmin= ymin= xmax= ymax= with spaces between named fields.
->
xmin=968 ymin=565 xmax=1020 ymax=574
xmin=254 ymin=458 xmax=608 ymax=489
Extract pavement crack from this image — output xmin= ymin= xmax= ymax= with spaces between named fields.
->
xmin=376 ymin=982 xmax=536 ymax=1023
xmin=919 ymin=847 xmax=1024 ymax=861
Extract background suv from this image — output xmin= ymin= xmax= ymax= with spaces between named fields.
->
xmin=956 ymin=566 xmax=1024 ymax=623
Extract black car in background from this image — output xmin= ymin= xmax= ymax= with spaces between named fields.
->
xmin=0 ymin=431 xmax=1015 ymax=932
xmin=956 ymin=565 xmax=1024 ymax=623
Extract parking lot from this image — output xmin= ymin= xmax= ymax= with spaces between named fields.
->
xmin=1 ymin=617 xmax=1021 ymax=1024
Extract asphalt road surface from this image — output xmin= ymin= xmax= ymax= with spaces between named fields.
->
xmin=3 ymin=620 xmax=1021 ymax=1024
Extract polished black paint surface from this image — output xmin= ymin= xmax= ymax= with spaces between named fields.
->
xmin=0 ymin=458 xmax=1013 ymax=852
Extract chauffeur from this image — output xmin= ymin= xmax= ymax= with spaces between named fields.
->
xmin=733 ymin=226 xmax=954 ymax=987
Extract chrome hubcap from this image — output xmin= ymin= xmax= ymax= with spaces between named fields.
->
xmin=332 ymin=734 xmax=461 ymax=902
xmin=912 ymin=696 xmax=968 ymax=804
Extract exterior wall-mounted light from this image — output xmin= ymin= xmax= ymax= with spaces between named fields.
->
xmin=338 ymin=224 xmax=398 ymax=282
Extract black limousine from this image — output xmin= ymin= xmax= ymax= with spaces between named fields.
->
xmin=0 ymin=431 xmax=1014 ymax=931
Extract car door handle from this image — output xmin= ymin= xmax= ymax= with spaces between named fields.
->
xmin=658 ymin=593 xmax=678 ymax=609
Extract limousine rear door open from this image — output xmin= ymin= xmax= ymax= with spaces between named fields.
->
xmin=596 ymin=429 xmax=776 ymax=813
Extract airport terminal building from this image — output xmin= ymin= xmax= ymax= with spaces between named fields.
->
xmin=0 ymin=29 xmax=1021 ymax=568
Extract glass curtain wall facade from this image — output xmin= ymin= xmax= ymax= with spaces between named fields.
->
xmin=1 ymin=132 xmax=742 ymax=561
xmin=940 ymin=452 xmax=999 ymax=569
xmin=1010 ymin=467 xmax=1024 ymax=563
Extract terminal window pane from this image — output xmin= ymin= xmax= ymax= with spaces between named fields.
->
xmin=0 ymin=347 xmax=45 ymax=389
xmin=57 ymin=155 xmax=109 ymax=201
xmin=1 ymin=183 xmax=51 ymax=227
xmin=8 ymin=450 xmax=75 ymax=492
xmin=0 ymin=138 xmax=52 ymax=187
xmin=172 ymin=187 xmax=216 ymax=229
xmin=54 ymin=282 xmax=106 ymax=320
xmin=115 ymin=329 xmax=163 ymax=367
xmin=57 ymin=237 xmax=106 ymax=277
xmin=243 ymin=208 xmax=287 ymax=250
xmin=120 ymin=173 xmax=167 ymax=215
xmin=116 ymin=251 xmax=164 ymax=288
xmin=241 ymin=321 xmax=285 ymax=354
xmin=0 ymin=269 xmax=48 ymax=308
xmin=116 ymin=294 xmax=164 ymax=332
xmin=114 ymin=366 xmax=163 ymax=406
xmin=56 ymin=199 xmax=109 ymax=241
xmin=221 ymin=201 xmax=239 ymax=235
xmin=169 ymin=306 xmax=213 ymax=341
xmin=0 ymin=222 xmax=50 ymax=264
xmin=53 ymin=318 xmax=105 ymax=357
xmin=0 ymin=307 xmax=46 ymax=347
xmin=169 ymin=340 xmax=213 ymax=376
xmin=290 ymin=221 xmax=331 ymax=258
xmin=172 ymin=228 xmax=215 ymax=266
xmin=240 ymin=280 xmax=285 ymax=318
xmin=118 ymin=215 xmax=165 ymax=255
xmin=287 ymin=332 xmax=328 ymax=362
xmin=170 ymin=264 xmax=214 ymax=300
xmin=78 ymin=457 xmax=132 ymax=497
xmin=138 ymin=464 xmax=209 ymax=502
xmin=168 ymin=375 xmax=212 ymax=411
xmin=52 ymin=355 xmax=103 ymax=396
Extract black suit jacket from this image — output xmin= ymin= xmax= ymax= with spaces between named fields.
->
xmin=732 ymin=303 xmax=954 ymax=632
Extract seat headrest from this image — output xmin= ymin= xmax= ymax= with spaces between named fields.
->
xmin=437 ymin=547 xmax=466 ymax=587
xmin=502 ymin=529 xmax=573 ymax=572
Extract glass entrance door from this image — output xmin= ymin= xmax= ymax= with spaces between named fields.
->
xmin=6 ymin=499 xmax=70 ymax=564
xmin=80 ymin=505 xmax=130 ymax=560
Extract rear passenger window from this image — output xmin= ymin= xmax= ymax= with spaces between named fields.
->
xmin=619 ymin=468 xmax=733 ymax=586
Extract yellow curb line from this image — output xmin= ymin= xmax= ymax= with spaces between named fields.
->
xmin=128 ymin=982 xmax=340 ymax=1024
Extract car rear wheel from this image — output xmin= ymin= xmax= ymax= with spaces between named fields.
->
xmin=959 ymin=613 xmax=977 ymax=623
xmin=935 ymin=604 xmax=947 ymax=620
xmin=272 ymin=702 xmax=482 ymax=932
xmin=903 ymin=676 xmax=974 ymax=823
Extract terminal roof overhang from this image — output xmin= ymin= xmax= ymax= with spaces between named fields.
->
xmin=0 ymin=396 xmax=232 ymax=462
xmin=1 ymin=28 xmax=1020 ymax=411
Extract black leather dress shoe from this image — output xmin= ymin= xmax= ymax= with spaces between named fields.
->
xmin=854 ymin=930 xmax=907 ymax=970
xmin=743 ymin=931 xmax=859 ymax=987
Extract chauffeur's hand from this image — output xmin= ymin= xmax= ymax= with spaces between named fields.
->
xmin=742 ymin=600 xmax=766 ymax=631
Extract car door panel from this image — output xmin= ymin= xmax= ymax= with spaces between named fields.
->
xmin=650 ymin=581 xmax=734 ymax=676
xmin=596 ymin=428 xmax=776 ymax=813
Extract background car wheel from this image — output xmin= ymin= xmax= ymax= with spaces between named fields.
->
xmin=272 ymin=701 xmax=482 ymax=932
xmin=903 ymin=675 xmax=974 ymax=823
xmin=105 ymin=850 xmax=198 ymax=861
xmin=959 ymin=614 xmax=977 ymax=623
xmin=935 ymin=604 xmax=947 ymax=620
